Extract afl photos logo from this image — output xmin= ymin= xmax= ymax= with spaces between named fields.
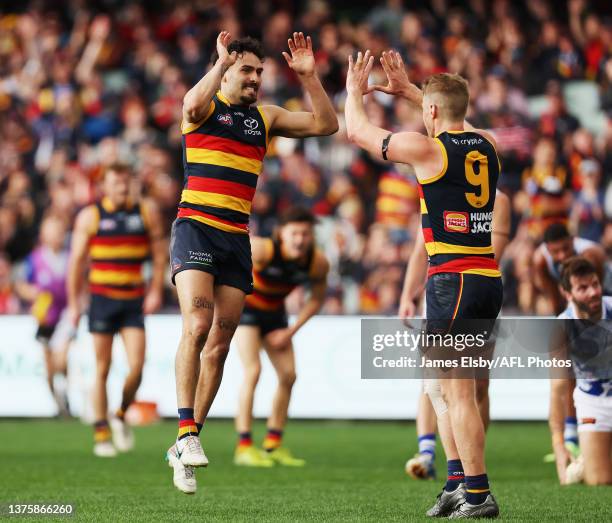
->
xmin=244 ymin=117 xmax=262 ymax=135
xmin=217 ymin=113 xmax=233 ymax=125
xmin=443 ymin=211 xmax=469 ymax=233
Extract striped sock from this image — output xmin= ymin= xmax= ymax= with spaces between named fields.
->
xmin=263 ymin=428 xmax=283 ymax=451
xmin=564 ymin=416 xmax=578 ymax=446
xmin=445 ymin=459 xmax=465 ymax=492
xmin=177 ymin=408 xmax=198 ymax=441
xmin=94 ymin=420 xmax=111 ymax=443
xmin=418 ymin=433 xmax=436 ymax=458
xmin=238 ymin=432 xmax=253 ymax=448
xmin=465 ymin=474 xmax=490 ymax=505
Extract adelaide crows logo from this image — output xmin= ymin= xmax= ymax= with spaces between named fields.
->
xmin=217 ymin=113 xmax=233 ymax=125
xmin=244 ymin=117 xmax=262 ymax=135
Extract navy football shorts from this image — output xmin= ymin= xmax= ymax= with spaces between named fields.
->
xmin=239 ymin=306 xmax=289 ymax=336
xmin=425 ymin=272 xmax=503 ymax=336
xmin=169 ymin=218 xmax=253 ymax=295
xmin=88 ymin=294 xmax=145 ymax=334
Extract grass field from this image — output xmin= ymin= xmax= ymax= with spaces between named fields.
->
xmin=0 ymin=420 xmax=609 ymax=522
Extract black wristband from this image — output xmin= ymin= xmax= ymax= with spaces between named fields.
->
xmin=382 ymin=133 xmax=393 ymax=160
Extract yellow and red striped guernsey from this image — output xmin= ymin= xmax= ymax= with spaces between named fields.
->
xmin=245 ymin=239 xmax=316 ymax=312
xmin=375 ymin=169 xmax=419 ymax=228
xmin=419 ymin=131 xmax=501 ymax=278
xmin=178 ymin=91 xmax=268 ymax=234
xmin=88 ymin=198 xmax=151 ymax=299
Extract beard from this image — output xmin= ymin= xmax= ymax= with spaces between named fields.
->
xmin=240 ymin=84 xmax=259 ymax=104
xmin=574 ymin=296 xmax=602 ymax=320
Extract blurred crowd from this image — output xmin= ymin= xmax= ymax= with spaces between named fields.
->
xmin=0 ymin=0 xmax=611 ymax=315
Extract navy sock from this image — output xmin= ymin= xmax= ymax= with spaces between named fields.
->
xmin=465 ymin=474 xmax=490 ymax=505
xmin=177 ymin=408 xmax=198 ymax=441
xmin=445 ymin=459 xmax=465 ymax=492
xmin=196 ymin=422 xmax=203 ymax=434
xmin=178 ymin=408 xmax=194 ymax=421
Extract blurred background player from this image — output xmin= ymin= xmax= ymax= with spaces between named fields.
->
xmin=15 ymin=215 xmax=71 ymax=416
xmin=550 ymin=257 xmax=612 ymax=485
xmin=234 ymin=206 xmax=328 ymax=467
xmin=67 ymin=163 xmax=165 ymax=457
xmin=534 ymin=222 xmax=605 ymax=315
xmin=400 ymin=190 xmax=511 ymax=480
xmin=166 ymin=31 xmax=337 ymax=494
xmin=346 ymin=50 xmax=503 ymax=517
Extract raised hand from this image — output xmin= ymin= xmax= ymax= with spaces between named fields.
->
xmin=216 ymin=31 xmax=237 ymax=69
xmin=346 ymin=50 xmax=375 ymax=96
xmin=370 ymin=50 xmax=423 ymax=105
xmin=89 ymin=14 xmax=111 ymax=42
xmin=282 ymin=32 xmax=316 ymax=77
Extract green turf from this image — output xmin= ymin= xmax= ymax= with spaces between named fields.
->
xmin=0 ymin=420 xmax=608 ymax=522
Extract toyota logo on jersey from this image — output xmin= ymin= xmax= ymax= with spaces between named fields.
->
xmin=244 ymin=117 xmax=262 ymax=135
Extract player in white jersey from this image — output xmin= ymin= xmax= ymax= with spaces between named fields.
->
xmin=550 ymin=257 xmax=612 ymax=485
xmin=533 ymin=223 xmax=605 ymax=315
xmin=399 ymin=191 xmax=511 ymax=479
xmin=534 ymin=222 xmax=606 ymax=460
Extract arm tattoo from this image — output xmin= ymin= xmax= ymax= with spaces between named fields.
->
xmin=192 ymin=297 xmax=214 ymax=310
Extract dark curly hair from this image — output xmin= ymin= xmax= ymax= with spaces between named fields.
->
xmin=210 ymin=36 xmax=265 ymax=64
xmin=279 ymin=206 xmax=318 ymax=226
xmin=560 ymin=256 xmax=598 ymax=292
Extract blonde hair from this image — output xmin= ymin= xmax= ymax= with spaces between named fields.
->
xmin=422 ymin=73 xmax=470 ymax=121
xmin=104 ymin=162 xmax=132 ymax=178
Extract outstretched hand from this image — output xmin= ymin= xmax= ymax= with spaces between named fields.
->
xmin=216 ymin=31 xmax=238 ymax=69
xmin=370 ymin=50 xmax=423 ymax=105
xmin=346 ymin=50 xmax=375 ymax=96
xmin=283 ymin=32 xmax=316 ymax=76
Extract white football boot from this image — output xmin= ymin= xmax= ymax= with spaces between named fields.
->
xmin=405 ymin=452 xmax=436 ymax=479
xmin=167 ymin=444 xmax=196 ymax=494
xmin=177 ymin=435 xmax=209 ymax=467
xmin=110 ymin=417 xmax=134 ymax=452
xmin=94 ymin=440 xmax=117 ymax=458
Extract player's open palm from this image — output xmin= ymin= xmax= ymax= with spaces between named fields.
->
xmin=283 ymin=32 xmax=315 ymax=76
xmin=371 ymin=51 xmax=421 ymax=105
xmin=346 ymin=50 xmax=374 ymax=95
xmin=216 ymin=31 xmax=237 ymax=68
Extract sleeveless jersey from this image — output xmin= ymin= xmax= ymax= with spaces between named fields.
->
xmin=558 ymin=296 xmax=612 ymax=397
xmin=178 ymin=91 xmax=268 ymax=234
xmin=88 ymin=198 xmax=151 ymax=299
xmin=521 ymin=165 xmax=569 ymax=239
xmin=245 ymin=239 xmax=316 ymax=311
xmin=419 ymin=131 xmax=501 ymax=278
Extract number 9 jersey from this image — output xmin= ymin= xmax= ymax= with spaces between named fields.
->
xmin=419 ymin=131 xmax=501 ymax=279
